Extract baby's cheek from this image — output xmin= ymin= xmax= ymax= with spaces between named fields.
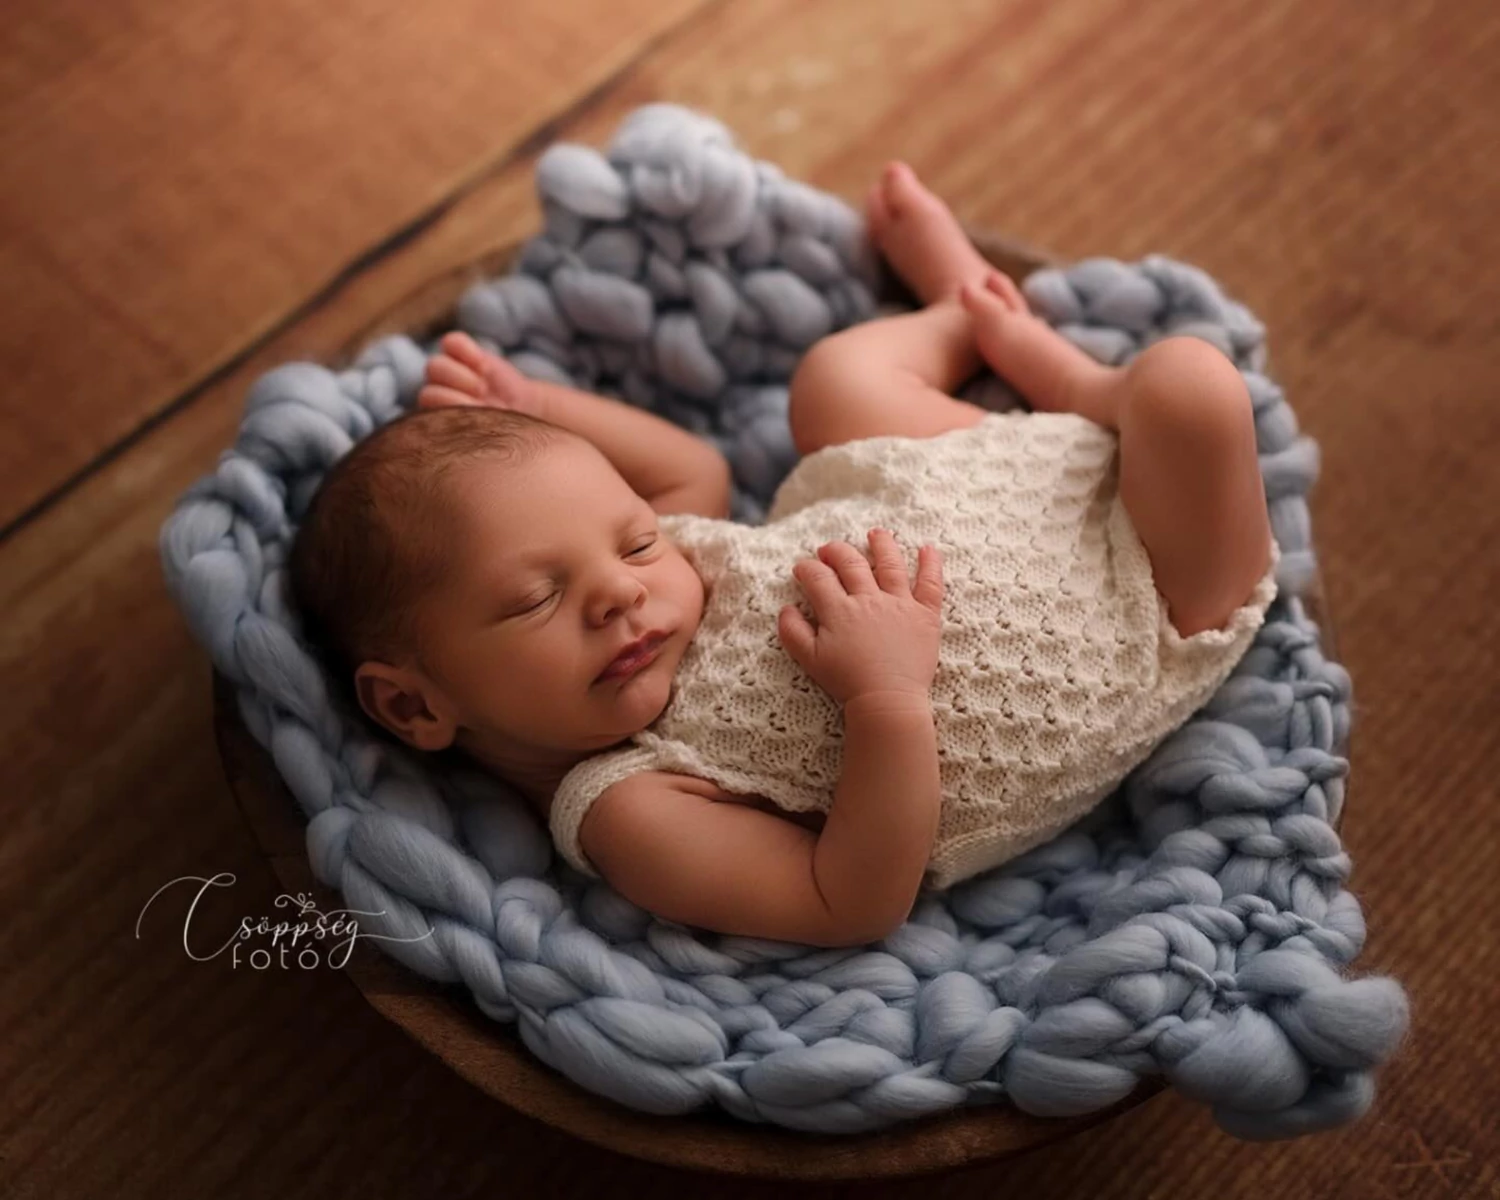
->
xmin=451 ymin=638 xmax=512 ymax=699
xmin=680 ymin=558 xmax=708 ymax=611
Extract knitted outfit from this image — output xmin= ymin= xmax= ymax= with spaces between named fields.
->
xmin=551 ymin=410 xmax=1280 ymax=890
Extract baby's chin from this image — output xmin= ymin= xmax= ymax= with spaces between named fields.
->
xmin=591 ymin=631 xmax=681 ymax=728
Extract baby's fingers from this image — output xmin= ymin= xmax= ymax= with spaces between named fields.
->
xmin=792 ymin=556 xmax=846 ymax=613
xmin=911 ymin=544 xmax=945 ymax=611
xmin=867 ymin=529 xmax=912 ymax=595
xmin=426 ymin=354 xmax=486 ymax=396
xmin=440 ymin=330 xmax=488 ymax=366
xmin=776 ymin=602 xmax=815 ymax=666
xmin=417 ymin=383 xmax=484 ymax=410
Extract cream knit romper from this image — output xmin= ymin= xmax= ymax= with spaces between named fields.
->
xmin=550 ymin=410 xmax=1280 ymax=891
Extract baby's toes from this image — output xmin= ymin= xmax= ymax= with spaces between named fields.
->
xmin=865 ymin=180 xmax=889 ymax=239
xmin=880 ymin=160 xmax=928 ymax=217
xmin=983 ymin=269 xmax=1031 ymax=314
xmin=959 ymin=279 xmax=1010 ymax=322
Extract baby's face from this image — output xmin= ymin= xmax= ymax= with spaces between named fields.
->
xmin=411 ymin=437 xmax=705 ymax=754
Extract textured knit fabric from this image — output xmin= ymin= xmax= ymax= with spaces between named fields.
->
xmin=551 ymin=408 xmax=1281 ymax=889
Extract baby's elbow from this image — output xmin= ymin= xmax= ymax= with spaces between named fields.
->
xmin=851 ymin=905 xmax=911 ymax=946
xmin=702 ymin=471 xmax=731 ymax=519
xmin=705 ymin=453 xmax=733 ymax=518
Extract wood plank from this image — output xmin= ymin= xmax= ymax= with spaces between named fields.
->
xmin=3 ymin=0 xmax=1498 ymax=1195
xmin=0 ymin=0 xmax=710 ymax=535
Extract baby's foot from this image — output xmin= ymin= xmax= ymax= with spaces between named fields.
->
xmin=960 ymin=270 xmax=1119 ymax=427
xmin=419 ymin=332 xmax=533 ymax=412
xmin=962 ymin=266 xmax=1031 ymax=316
xmin=865 ymin=161 xmax=993 ymax=305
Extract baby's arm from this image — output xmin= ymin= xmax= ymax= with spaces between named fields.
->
xmin=422 ymin=332 xmax=732 ymax=518
xmin=580 ymin=694 xmax=940 ymax=947
xmin=524 ymin=375 xmax=732 ymax=518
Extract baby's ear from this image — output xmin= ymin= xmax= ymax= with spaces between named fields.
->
xmin=353 ymin=662 xmax=456 ymax=752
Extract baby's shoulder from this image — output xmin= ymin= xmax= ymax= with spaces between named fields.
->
xmin=591 ymin=772 xmax=823 ymax=839
xmin=582 ymin=771 xmax=737 ymax=851
xmin=602 ymin=769 xmax=737 ymax=803
xmin=600 ymin=771 xmax=787 ymax=816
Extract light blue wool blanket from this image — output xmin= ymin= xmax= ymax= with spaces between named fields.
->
xmin=159 ymin=104 xmax=1409 ymax=1140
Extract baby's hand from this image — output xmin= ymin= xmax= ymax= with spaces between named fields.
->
xmin=778 ymin=529 xmax=944 ymax=706
xmin=418 ymin=332 xmax=547 ymax=419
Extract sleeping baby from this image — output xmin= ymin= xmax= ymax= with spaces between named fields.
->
xmin=288 ymin=162 xmax=1279 ymax=949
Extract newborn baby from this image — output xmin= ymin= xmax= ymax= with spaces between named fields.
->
xmin=289 ymin=163 xmax=1278 ymax=948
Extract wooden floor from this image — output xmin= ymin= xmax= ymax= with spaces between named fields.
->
xmin=4 ymin=1 xmax=1497 ymax=1196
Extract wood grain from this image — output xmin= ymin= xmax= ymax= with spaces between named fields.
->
xmin=3 ymin=0 xmax=1497 ymax=1195
xmin=0 ymin=0 xmax=710 ymax=535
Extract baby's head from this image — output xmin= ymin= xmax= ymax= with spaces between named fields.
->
xmin=288 ymin=405 xmax=705 ymax=776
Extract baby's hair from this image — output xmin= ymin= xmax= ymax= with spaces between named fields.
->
xmin=288 ymin=404 xmax=575 ymax=711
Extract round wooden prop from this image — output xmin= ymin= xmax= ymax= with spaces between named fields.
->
xmin=212 ymin=229 xmax=1342 ymax=1179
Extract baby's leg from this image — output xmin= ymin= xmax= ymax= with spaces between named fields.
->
xmin=787 ymin=163 xmax=1003 ymax=456
xmin=961 ymin=278 xmax=1274 ymax=635
xmin=1112 ymin=339 xmax=1275 ymax=636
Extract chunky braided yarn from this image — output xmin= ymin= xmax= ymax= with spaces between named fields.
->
xmin=159 ymin=103 xmax=1408 ymax=1140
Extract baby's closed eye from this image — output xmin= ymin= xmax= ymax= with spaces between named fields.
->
xmin=504 ymin=535 xmax=660 ymax=617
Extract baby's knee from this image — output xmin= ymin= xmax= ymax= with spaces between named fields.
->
xmin=788 ymin=334 xmax=860 ymax=455
xmin=1123 ymin=337 xmax=1253 ymax=450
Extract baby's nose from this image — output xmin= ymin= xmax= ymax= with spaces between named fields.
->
xmin=596 ymin=575 xmax=646 ymax=622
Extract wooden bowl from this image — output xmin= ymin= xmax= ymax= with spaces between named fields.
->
xmin=212 ymin=229 xmax=1340 ymax=1180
